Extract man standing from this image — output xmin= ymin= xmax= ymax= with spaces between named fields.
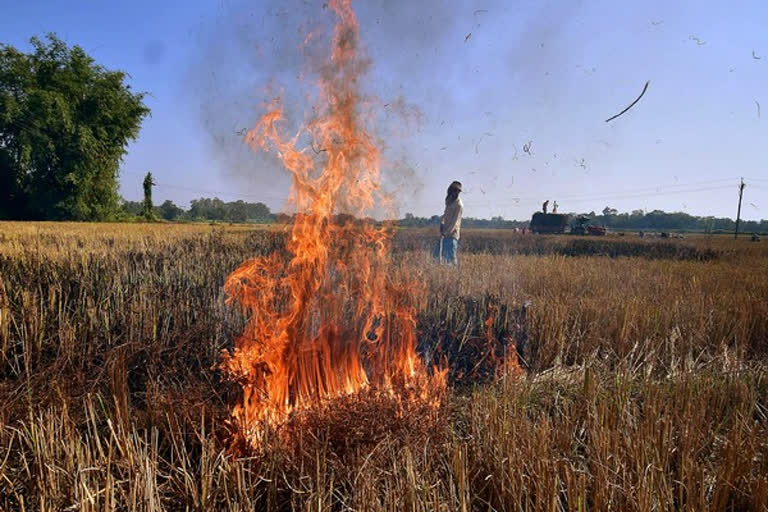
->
xmin=542 ymin=200 xmax=549 ymax=214
xmin=436 ymin=181 xmax=464 ymax=264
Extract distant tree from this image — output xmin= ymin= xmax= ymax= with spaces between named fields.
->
xmin=142 ymin=172 xmax=156 ymax=220
xmin=0 ymin=34 xmax=149 ymax=220
xmin=157 ymin=199 xmax=183 ymax=221
xmin=227 ymin=200 xmax=248 ymax=223
xmin=186 ymin=197 xmax=274 ymax=223
xmin=120 ymin=199 xmax=143 ymax=216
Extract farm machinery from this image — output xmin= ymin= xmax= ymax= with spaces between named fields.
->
xmin=571 ymin=215 xmax=607 ymax=236
xmin=529 ymin=212 xmax=570 ymax=234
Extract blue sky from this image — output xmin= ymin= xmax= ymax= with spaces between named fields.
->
xmin=2 ymin=0 xmax=766 ymax=220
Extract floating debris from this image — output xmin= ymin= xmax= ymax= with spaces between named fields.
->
xmin=756 ymin=100 xmax=761 ymax=118
xmin=753 ymin=50 xmax=762 ymax=60
xmin=689 ymin=35 xmax=706 ymax=46
xmin=523 ymin=140 xmax=533 ymax=155
xmin=605 ymin=80 xmax=650 ymax=122
xmin=465 ymin=33 xmax=472 ymax=43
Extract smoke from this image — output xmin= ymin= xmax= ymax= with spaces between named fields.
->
xmin=185 ymin=1 xmax=330 ymax=208
xmin=186 ymin=0 xmax=593 ymax=215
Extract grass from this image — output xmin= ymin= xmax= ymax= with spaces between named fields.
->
xmin=0 ymin=222 xmax=766 ymax=510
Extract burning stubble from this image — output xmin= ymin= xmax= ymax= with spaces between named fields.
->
xmin=220 ymin=0 xmax=444 ymax=448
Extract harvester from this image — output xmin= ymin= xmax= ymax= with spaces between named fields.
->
xmin=571 ymin=215 xmax=607 ymax=236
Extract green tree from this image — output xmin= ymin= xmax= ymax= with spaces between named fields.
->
xmin=142 ymin=172 xmax=155 ymax=220
xmin=157 ymin=199 xmax=183 ymax=221
xmin=0 ymin=34 xmax=149 ymax=220
xmin=120 ymin=199 xmax=143 ymax=216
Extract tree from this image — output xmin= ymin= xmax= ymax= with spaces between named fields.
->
xmin=142 ymin=172 xmax=155 ymax=220
xmin=157 ymin=199 xmax=183 ymax=221
xmin=186 ymin=197 xmax=274 ymax=223
xmin=120 ymin=199 xmax=143 ymax=216
xmin=0 ymin=34 xmax=149 ymax=220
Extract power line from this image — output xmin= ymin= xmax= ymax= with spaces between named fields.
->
xmin=550 ymin=177 xmax=740 ymax=201
xmin=412 ymin=182 xmax=739 ymax=209
xmin=540 ymin=184 xmax=736 ymax=205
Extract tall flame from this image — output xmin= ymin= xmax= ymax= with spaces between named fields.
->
xmin=221 ymin=0 xmax=438 ymax=445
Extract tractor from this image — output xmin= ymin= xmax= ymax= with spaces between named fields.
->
xmin=571 ymin=215 xmax=607 ymax=236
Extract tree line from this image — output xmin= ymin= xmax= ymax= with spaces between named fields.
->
xmin=589 ymin=207 xmax=767 ymax=234
xmin=120 ymin=197 xmax=276 ymax=223
xmin=397 ymin=208 xmax=768 ymax=233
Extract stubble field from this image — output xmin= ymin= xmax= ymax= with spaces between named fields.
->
xmin=0 ymin=222 xmax=766 ymax=511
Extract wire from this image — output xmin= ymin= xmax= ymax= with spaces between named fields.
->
xmin=549 ymin=177 xmax=740 ymax=201
xmin=448 ymin=182 xmax=739 ymax=208
xmin=550 ymin=184 xmax=736 ymax=204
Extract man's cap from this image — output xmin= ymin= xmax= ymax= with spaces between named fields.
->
xmin=449 ymin=180 xmax=462 ymax=192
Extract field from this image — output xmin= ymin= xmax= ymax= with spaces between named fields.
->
xmin=1 ymin=222 xmax=767 ymax=511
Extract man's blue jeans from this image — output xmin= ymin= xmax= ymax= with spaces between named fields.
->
xmin=433 ymin=237 xmax=459 ymax=264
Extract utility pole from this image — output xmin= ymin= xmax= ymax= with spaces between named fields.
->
xmin=735 ymin=178 xmax=745 ymax=239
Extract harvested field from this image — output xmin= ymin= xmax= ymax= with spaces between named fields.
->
xmin=1 ymin=222 xmax=767 ymax=510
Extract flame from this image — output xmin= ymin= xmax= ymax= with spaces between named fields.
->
xmin=486 ymin=305 xmax=524 ymax=379
xmin=221 ymin=0 xmax=440 ymax=446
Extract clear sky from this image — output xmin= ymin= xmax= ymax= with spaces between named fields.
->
xmin=2 ymin=0 xmax=767 ymax=220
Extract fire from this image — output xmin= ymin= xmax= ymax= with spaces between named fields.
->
xmin=221 ymin=0 xmax=441 ymax=446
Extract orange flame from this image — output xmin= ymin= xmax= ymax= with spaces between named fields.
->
xmin=221 ymin=0 xmax=440 ymax=445
xmin=485 ymin=304 xmax=524 ymax=379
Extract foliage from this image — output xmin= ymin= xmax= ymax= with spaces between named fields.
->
xmin=119 ymin=196 xmax=275 ymax=223
xmin=585 ymin=207 xmax=768 ymax=233
xmin=119 ymin=199 xmax=143 ymax=217
xmin=156 ymin=199 xmax=184 ymax=221
xmin=0 ymin=34 xmax=149 ymax=220
xmin=141 ymin=171 xmax=155 ymax=220
xmin=187 ymin=197 xmax=273 ymax=223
